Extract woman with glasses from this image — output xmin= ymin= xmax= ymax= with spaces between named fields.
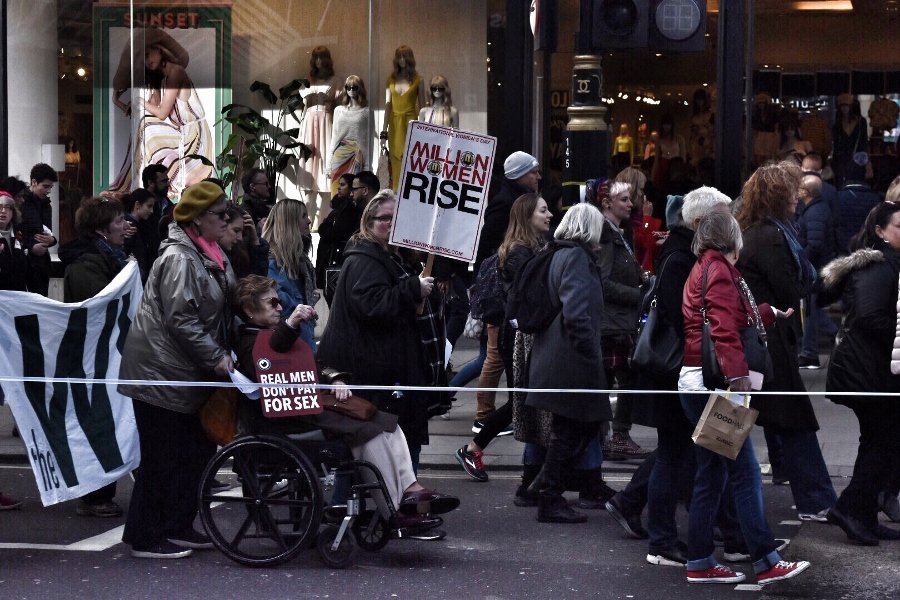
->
xmin=418 ymin=75 xmax=458 ymax=128
xmin=118 ymin=181 xmax=237 ymax=559
xmin=261 ymin=199 xmax=319 ymax=352
xmin=327 ymin=75 xmax=371 ymax=198
xmin=0 ymin=191 xmax=27 ymax=292
xmin=318 ymin=189 xmax=446 ymax=471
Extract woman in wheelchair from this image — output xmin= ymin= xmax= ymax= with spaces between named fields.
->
xmin=233 ymin=275 xmax=459 ymax=533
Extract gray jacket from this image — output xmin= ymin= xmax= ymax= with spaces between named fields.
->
xmin=525 ymin=244 xmax=611 ymax=422
xmin=118 ymin=223 xmax=237 ymax=414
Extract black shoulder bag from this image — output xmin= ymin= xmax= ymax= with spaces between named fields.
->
xmin=631 ymin=253 xmax=683 ymax=377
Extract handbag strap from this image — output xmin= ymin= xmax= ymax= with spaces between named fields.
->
xmin=700 ymin=263 xmax=711 ymax=323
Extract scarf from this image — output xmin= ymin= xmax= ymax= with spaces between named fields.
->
xmin=94 ymin=236 xmax=128 ymax=271
xmin=185 ymin=226 xmax=225 ymax=271
xmin=769 ymin=217 xmax=816 ymax=287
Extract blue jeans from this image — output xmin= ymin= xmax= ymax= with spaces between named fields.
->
xmin=771 ymin=428 xmax=837 ymax=514
xmin=800 ymin=293 xmax=837 ymax=360
xmin=450 ymin=334 xmax=487 ymax=388
xmin=680 ymin=393 xmax=783 ymax=575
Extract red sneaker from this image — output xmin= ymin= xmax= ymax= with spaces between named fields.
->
xmin=686 ymin=564 xmax=746 ymax=584
xmin=756 ymin=560 xmax=810 ymax=586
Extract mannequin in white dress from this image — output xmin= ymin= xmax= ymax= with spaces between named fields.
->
xmin=327 ymin=75 xmax=372 ymax=197
xmin=299 ymin=45 xmax=337 ymax=228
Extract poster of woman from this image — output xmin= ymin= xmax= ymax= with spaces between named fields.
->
xmin=93 ymin=5 xmax=231 ymax=200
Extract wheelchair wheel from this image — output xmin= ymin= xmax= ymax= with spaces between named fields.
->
xmin=199 ymin=435 xmax=323 ymax=567
xmin=316 ymin=524 xmax=357 ymax=569
xmin=351 ymin=510 xmax=391 ymax=551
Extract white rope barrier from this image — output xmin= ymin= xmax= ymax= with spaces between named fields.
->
xmin=0 ymin=375 xmax=895 ymax=397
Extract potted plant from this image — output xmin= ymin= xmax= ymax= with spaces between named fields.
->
xmin=190 ymin=78 xmax=313 ymax=200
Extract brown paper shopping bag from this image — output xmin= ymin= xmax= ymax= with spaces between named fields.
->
xmin=691 ymin=391 xmax=759 ymax=460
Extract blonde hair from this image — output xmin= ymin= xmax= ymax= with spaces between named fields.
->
xmin=261 ymin=199 xmax=310 ymax=279
xmin=427 ymin=75 xmax=453 ymax=108
xmin=351 ymin=189 xmax=396 ymax=250
xmin=615 ymin=167 xmax=647 ymax=211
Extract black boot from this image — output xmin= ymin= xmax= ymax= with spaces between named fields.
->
xmin=515 ymin=464 xmax=541 ymax=507
xmin=571 ymin=468 xmax=616 ymax=509
xmin=537 ymin=492 xmax=587 ymax=524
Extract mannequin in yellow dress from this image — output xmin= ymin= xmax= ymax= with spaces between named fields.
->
xmin=418 ymin=75 xmax=459 ymax=128
xmin=612 ymin=123 xmax=634 ymax=175
xmin=380 ymin=45 xmax=426 ymax=189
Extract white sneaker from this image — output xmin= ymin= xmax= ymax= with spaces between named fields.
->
xmin=798 ymin=509 xmax=829 ymax=522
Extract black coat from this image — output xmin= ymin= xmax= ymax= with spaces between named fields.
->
xmin=797 ymin=195 xmax=838 ymax=270
xmin=317 ymin=240 xmax=436 ymax=446
xmin=824 ymin=247 xmax=900 ymax=405
xmin=19 ymin=191 xmax=53 ymax=295
xmin=315 ymin=196 xmax=364 ymax=288
xmin=597 ymin=220 xmax=643 ymax=335
xmin=0 ymin=233 xmax=28 ymax=291
xmin=738 ymin=221 xmax=819 ymax=431
xmin=631 ymin=226 xmax=694 ymax=431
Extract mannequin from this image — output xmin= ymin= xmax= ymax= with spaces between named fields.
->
xmin=380 ymin=45 xmax=426 ymax=189
xmin=651 ymin=114 xmax=685 ymax=199
xmin=688 ymin=88 xmax=714 ymax=168
xmin=832 ymin=94 xmax=868 ymax=188
xmin=327 ymin=75 xmax=372 ymax=197
xmin=299 ymin=46 xmax=337 ymax=228
xmin=778 ymin=109 xmax=812 ymax=161
xmin=635 ymin=122 xmax=649 ymax=162
xmin=418 ymin=75 xmax=459 ymax=128
xmin=611 ymin=123 xmax=634 ymax=175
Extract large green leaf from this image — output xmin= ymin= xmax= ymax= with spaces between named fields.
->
xmin=185 ymin=153 xmax=214 ymax=167
xmin=249 ymin=80 xmax=277 ymax=105
xmin=278 ymin=78 xmax=308 ymax=99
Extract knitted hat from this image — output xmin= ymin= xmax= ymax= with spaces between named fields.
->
xmin=173 ymin=181 xmax=226 ymax=222
xmin=665 ymin=195 xmax=685 ymax=229
xmin=504 ymin=151 xmax=539 ymax=180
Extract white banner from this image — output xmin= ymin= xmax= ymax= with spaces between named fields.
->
xmin=0 ymin=262 xmax=143 ymax=506
xmin=390 ymin=122 xmax=497 ymax=262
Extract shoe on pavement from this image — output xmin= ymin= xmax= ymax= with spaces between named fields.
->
xmin=604 ymin=431 xmax=651 ymax=460
xmin=537 ymin=495 xmax=588 ymax=524
xmin=878 ymin=491 xmax=900 ymax=523
xmin=686 ymin=564 xmax=746 ymax=584
xmin=76 ymin=500 xmax=123 ymax=518
xmin=471 ymin=420 xmax=484 ymax=434
xmin=798 ymin=508 xmax=830 ymax=522
xmin=390 ymin=513 xmax=443 ymax=533
xmin=797 ymin=355 xmax=821 ymax=369
xmin=455 ymin=446 xmax=488 ymax=482
xmin=826 ymin=506 xmax=879 ymax=546
xmin=605 ymin=497 xmax=648 ymax=539
xmin=514 ymin=486 xmax=538 ymax=507
xmin=168 ymin=529 xmax=214 ymax=549
xmin=0 ymin=493 xmax=22 ymax=511
xmin=646 ymin=546 xmax=687 ymax=566
xmin=756 ymin=560 xmax=810 ymax=586
xmin=131 ymin=540 xmax=193 ymax=559
xmin=723 ymin=538 xmax=789 ymax=562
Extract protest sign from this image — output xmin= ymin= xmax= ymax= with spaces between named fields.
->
xmin=252 ymin=331 xmax=323 ymax=418
xmin=391 ymin=122 xmax=497 ymax=262
xmin=0 ymin=262 xmax=143 ymax=506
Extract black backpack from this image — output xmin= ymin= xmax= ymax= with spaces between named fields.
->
xmin=506 ymin=240 xmax=577 ymax=334
xmin=469 ymin=253 xmax=506 ymax=326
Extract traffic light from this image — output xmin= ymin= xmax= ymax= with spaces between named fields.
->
xmin=649 ymin=0 xmax=707 ymax=52
xmin=591 ymin=0 xmax=649 ymax=50
xmin=589 ymin=0 xmax=707 ymax=52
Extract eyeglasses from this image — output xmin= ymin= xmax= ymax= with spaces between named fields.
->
xmin=0 ymin=204 xmax=14 ymax=211
xmin=345 ymin=85 xmax=360 ymax=91
xmin=206 ymin=209 xmax=227 ymax=220
xmin=372 ymin=215 xmax=393 ymax=223
xmin=431 ymin=87 xmax=445 ymax=92
xmin=262 ymin=297 xmax=281 ymax=309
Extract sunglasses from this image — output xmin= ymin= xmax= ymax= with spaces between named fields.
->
xmin=431 ymin=87 xmax=445 ymax=92
xmin=345 ymin=85 xmax=360 ymax=91
xmin=206 ymin=209 xmax=227 ymax=220
xmin=262 ymin=297 xmax=281 ymax=309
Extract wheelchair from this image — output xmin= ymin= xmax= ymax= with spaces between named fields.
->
xmin=197 ymin=430 xmax=439 ymax=568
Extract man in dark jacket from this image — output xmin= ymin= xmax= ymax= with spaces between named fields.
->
xmin=241 ymin=168 xmax=274 ymax=226
xmin=20 ymin=163 xmax=58 ymax=296
xmin=837 ymin=162 xmax=881 ymax=254
xmin=473 ymin=151 xmax=541 ymax=274
xmin=797 ymin=174 xmax=838 ymax=368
